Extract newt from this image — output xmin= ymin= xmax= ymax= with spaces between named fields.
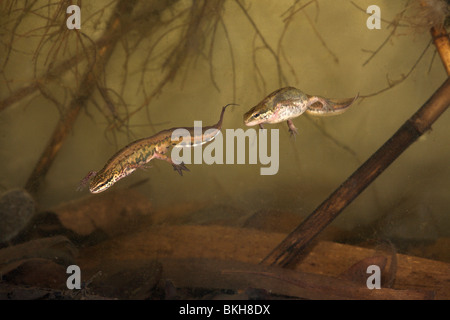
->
xmin=79 ymin=104 xmax=235 ymax=193
xmin=243 ymin=87 xmax=358 ymax=136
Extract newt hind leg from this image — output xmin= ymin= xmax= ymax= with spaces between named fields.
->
xmin=172 ymin=162 xmax=190 ymax=176
xmin=153 ymin=152 xmax=190 ymax=176
xmin=287 ymin=119 xmax=298 ymax=138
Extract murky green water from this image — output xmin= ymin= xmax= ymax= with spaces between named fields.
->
xmin=0 ymin=0 xmax=448 ymax=299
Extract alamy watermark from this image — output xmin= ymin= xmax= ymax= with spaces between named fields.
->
xmin=366 ymin=5 xmax=381 ymax=30
xmin=66 ymin=4 xmax=382 ymax=31
xmin=171 ymin=122 xmax=279 ymax=175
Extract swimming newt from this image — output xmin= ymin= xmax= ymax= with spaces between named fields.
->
xmin=243 ymin=87 xmax=358 ymax=136
xmin=79 ymin=104 xmax=235 ymax=193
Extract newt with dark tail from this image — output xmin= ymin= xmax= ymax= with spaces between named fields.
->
xmin=79 ymin=104 xmax=236 ymax=193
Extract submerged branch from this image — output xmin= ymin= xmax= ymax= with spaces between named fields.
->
xmin=125 ymin=0 xmax=227 ymax=123
xmin=360 ymin=40 xmax=433 ymax=99
xmin=262 ymin=76 xmax=450 ymax=268
xmin=430 ymin=26 xmax=450 ymax=75
xmin=0 ymin=4 xmax=167 ymax=113
xmin=24 ymin=0 xmax=138 ymax=195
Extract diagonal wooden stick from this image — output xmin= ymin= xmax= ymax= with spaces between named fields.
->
xmin=262 ymin=76 xmax=450 ymax=268
xmin=262 ymin=24 xmax=450 ymax=268
xmin=25 ymin=0 xmax=138 ymax=195
xmin=431 ymin=26 xmax=450 ymax=75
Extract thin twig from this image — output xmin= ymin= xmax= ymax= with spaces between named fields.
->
xmin=25 ymin=0 xmax=139 ymax=195
xmin=0 ymin=7 xmax=163 ymax=113
xmin=235 ymin=0 xmax=287 ymax=87
xmin=303 ymin=10 xmax=339 ymax=64
xmin=360 ymin=40 xmax=433 ymax=99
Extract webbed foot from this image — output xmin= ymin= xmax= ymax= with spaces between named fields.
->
xmin=172 ymin=162 xmax=190 ymax=176
xmin=287 ymin=120 xmax=298 ymax=138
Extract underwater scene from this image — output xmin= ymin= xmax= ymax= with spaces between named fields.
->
xmin=0 ymin=0 xmax=449 ymax=301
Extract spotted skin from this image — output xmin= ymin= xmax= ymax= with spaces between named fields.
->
xmin=80 ymin=104 xmax=235 ymax=193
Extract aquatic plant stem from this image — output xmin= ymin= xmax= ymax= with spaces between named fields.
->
xmin=25 ymin=0 xmax=138 ymax=195
xmin=430 ymin=26 xmax=450 ymax=75
xmin=262 ymin=76 xmax=450 ymax=268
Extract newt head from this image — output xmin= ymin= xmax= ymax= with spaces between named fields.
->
xmin=89 ymin=171 xmax=115 ymax=194
xmin=243 ymin=100 xmax=276 ymax=127
xmin=244 ymin=87 xmax=307 ymax=127
xmin=89 ymin=162 xmax=138 ymax=193
xmin=89 ymin=168 xmax=128 ymax=193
